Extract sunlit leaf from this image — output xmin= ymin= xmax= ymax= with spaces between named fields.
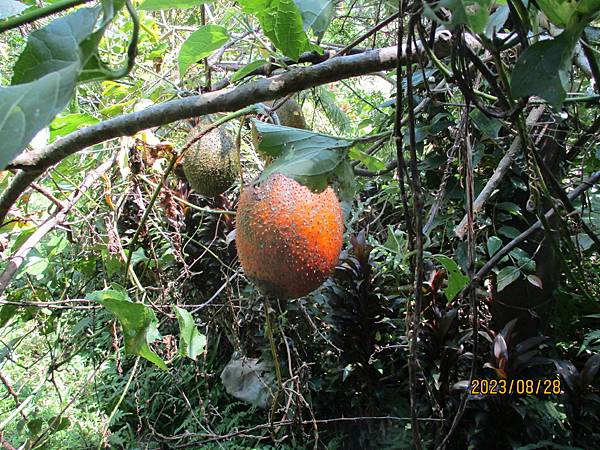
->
xmin=254 ymin=120 xmax=354 ymax=192
xmin=240 ymin=0 xmax=312 ymax=61
xmin=88 ymin=289 xmax=168 ymax=370
xmin=293 ymin=0 xmax=334 ymax=38
xmin=230 ymin=59 xmax=268 ymax=83
xmin=0 ymin=2 xmax=126 ymax=170
xmin=173 ymin=306 xmax=206 ymax=360
xmin=178 ymin=25 xmax=230 ymax=76
xmin=432 ymin=254 xmax=469 ymax=300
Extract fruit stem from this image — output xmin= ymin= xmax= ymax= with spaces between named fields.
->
xmin=263 ymin=296 xmax=283 ymax=423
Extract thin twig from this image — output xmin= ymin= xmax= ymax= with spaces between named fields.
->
xmin=0 ymin=159 xmax=114 ymax=296
xmin=455 ymin=106 xmax=546 ymax=238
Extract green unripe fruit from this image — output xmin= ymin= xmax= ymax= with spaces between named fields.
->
xmin=183 ymin=124 xmax=238 ymax=197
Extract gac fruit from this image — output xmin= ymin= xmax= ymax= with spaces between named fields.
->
xmin=251 ymin=98 xmax=308 ymax=158
xmin=236 ymin=173 xmax=344 ymax=299
xmin=182 ymin=123 xmax=238 ymax=198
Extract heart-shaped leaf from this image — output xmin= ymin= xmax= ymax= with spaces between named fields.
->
xmin=511 ymin=29 xmax=580 ymax=108
xmin=88 ymin=289 xmax=168 ymax=370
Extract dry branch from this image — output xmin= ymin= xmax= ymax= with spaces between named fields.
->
xmin=454 ymin=106 xmax=546 ymax=238
xmin=0 ymin=158 xmax=113 ymax=296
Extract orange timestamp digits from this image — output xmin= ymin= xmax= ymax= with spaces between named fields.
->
xmin=469 ymin=379 xmax=562 ymax=396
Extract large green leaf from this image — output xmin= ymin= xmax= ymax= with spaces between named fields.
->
xmin=511 ymin=30 xmax=579 ymax=108
xmin=88 ymin=289 xmax=168 ymax=370
xmin=316 ymin=85 xmax=351 ymax=133
xmin=432 ymin=255 xmax=469 ymax=301
xmin=140 ymin=0 xmax=210 ymax=9
xmin=254 ymin=120 xmax=354 ymax=189
xmin=424 ymin=0 xmax=493 ymax=34
xmin=254 ymin=121 xmax=355 ymax=193
xmin=0 ymin=0 xmax=26 ymax=19
xmin=173 ymin=306 xmax=206 ymax=360
xmin=293 ymin=0 xmax=334 ymax=38
xmin=178 ymin=25 xmax=230 ymax=76
xmin=239 ymin=0 xmax=311 ymax=61
xmin=0 ymin=2 xmax=127 ymax=170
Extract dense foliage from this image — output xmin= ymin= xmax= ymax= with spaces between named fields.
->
xmin=0 ymin=0 xmax=599 ymax=449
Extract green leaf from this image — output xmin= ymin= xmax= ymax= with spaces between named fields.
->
xmin=470 ymin=108 xmax=502 ymax=139
xmin=23 ymin=256 xmax=49 ymax=278
xmin=293 ymin=0 xmax=334 ymax=38
xmin=579 ymin=330 xmax=600 ymax=354
xmin=349 ymin=147 xmax=386 ymax=171
xmin=173 ymin=306 xmax=206 ymax=360
xmin=498 ymin=226 xmax=520 ymax=239
xmin=433 ymin=254 xmax=469 ymax=300
xmin=496 ymin=266 xmax=521 ymax=292
xmin=487 ymin=236 xmax=502 ymax=257
xmin=484 ymin=5 xmax=509 ymax=38
xmin=424 ymin=0 xmax=493 ymax=34
xmin=230 ymin=59 xmax=268 ymax=82
xmin=140 ymin=0 xmax=210 ymax=10
xmin=497 ymin=202 xmax=521 ymax=215
xmin=241 ymin=0 xmax=311 ymax=60
xmin=254 ymin=120 xmax=353 ymax=192
xmin=0 ymin=305 xmax=18 ymax=328
xmin=0 ymin=0 xmax=26 ymax=19
xmin=316 ymin=85 xmax=351 ymax=133
xmin=511 ymin=30 xmax=580 ymax=108
xmin=178 ymin=25 xmax=230 ymax=76
xmin=536 ymin=0 xmax=600 ymax=29
xmin=49 ymin=113 xmax=99 ymax=140
xmin=254 ymin=120 xmax=353 ymax=157
xmin=48 ymin=416 xmax=71 ymax=432
xmin=88 ymin=290 xmax=168 ymax=370
xmin=383 ymin=226 xmax=407 ymax=254
xmin=509 ymin=248 xmax=536 ymax=272
xmin=238 ymin=0 xmax=270 ymax=12
xmin=27 ymin=418 xmax=43 ymax=436
xmin=0 ymin=2 xmax=126 ymax=170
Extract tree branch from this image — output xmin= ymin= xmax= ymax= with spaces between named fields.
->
xmin=0 ymin=0 xmax=93 ymax=34
xmin=0 ymin=31 xmax=454 ymax=223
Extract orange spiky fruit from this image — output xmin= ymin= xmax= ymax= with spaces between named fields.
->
xmin=236 ymin=173 xmax=344 ymax=299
